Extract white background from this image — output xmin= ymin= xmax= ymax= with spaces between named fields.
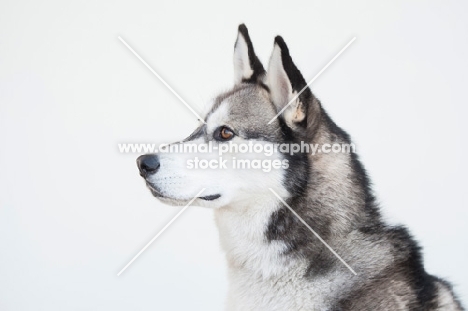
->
xmin=1 ymin=0 xmax=467 ymax=310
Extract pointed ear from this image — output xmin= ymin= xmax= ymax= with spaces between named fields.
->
xmin=266 ymin=36 xmax=314 ymax=127
xmin=233 ymin=24 xmax=265 ymax=84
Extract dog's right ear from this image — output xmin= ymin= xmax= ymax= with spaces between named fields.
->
xmin=266 ymin=36 xmax=317 ymax=129
xmin=233 ymin=24 xmax=265 ymax=84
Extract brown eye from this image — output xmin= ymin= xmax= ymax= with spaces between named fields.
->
xmin=216 ymin=126 xmax=234 ymax=141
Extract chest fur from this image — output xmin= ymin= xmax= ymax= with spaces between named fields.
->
xmin=214 ymin=203 xmax=348 ymax=310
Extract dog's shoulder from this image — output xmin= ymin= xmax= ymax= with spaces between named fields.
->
xmin=334 ymin=225 xmax=464 ymax=310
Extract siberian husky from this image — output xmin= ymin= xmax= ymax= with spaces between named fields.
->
xmin=136 ymin=24 xmax=463 ymax=310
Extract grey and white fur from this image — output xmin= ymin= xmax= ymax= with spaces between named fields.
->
xmin=136 ymin=24 xmax=464 ymax=311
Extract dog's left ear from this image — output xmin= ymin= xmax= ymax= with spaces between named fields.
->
xmin=266 ymin=36 xmax=315 ymax=127
xmin=233 ymin=24 xmax=265 ymax=84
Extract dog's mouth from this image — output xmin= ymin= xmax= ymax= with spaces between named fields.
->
xmin=199 ymin=194 xmax=221 ymax=201
xmin=145 ymin=182 xmax=221 ymax=202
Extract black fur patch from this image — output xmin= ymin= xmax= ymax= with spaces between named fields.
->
xmin=276 ymin=116 xmax=309 ymax=196
xmin=392 ymin=226 xmax=438 ymax=310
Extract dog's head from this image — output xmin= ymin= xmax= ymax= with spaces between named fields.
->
xmin=137 ymin=24 xmax=322 ymax=208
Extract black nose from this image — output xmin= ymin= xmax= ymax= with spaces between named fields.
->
xmin=137 ymin=154 xmax=160 ymax=177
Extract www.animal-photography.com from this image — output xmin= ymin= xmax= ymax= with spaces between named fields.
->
xmin=1 ymin=1 xmax=467 ymax=310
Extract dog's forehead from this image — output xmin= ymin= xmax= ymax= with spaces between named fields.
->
xmin=206 ymin=85 xmax=276 ymax=134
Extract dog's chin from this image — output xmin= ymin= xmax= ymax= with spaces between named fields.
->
xmin=146 ymin=182 xmax=221 ymax=206
xmin=155 ymin=196 xmax=189 ymax=206
xmin=146 ymin=183 xmax=183 ymax=204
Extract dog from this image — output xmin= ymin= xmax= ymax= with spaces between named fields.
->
xmin=136 ymin=24 xmax=463 ymax=310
